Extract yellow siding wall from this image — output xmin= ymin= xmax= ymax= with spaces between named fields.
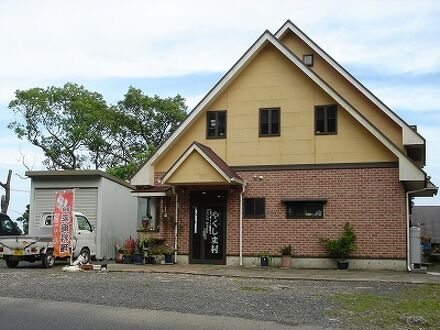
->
xmin=280 ymin=31 xmax=404 ymax=150
xmin=166 ymin=151 xmax=227 ymax=184
xmin=155 ymin=44 xmax=397 ymax=172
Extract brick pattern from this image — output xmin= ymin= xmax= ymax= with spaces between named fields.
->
xmin=148 ymin=167 xmax=406 ymax=260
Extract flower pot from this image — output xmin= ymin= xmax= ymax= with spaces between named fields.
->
xmin=134 ymin=253 xmax=144 ymax=265
xmin=146 ymin=256 xmax=156 ymax=264
xmin=115 ymin=253 xmax=124 ymax=264
xmin=260 ymin=256 xmax=269 ymax=267
xmin=281 ymin=255 xmax=291 ymax=268
xmin=164 ymin=254 xmax=173 ymax=264
xmin=123 ymin=255 xmax=132 ymax=264
xmin=337 ymin=261 xmax=349 ymax=270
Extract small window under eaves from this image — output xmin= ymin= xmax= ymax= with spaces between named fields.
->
xmin=303 ymin=54 xmax=314 ymax=67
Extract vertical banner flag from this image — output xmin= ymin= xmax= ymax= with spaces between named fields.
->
xmin=53 ymin=190 xmax=74 ymax=258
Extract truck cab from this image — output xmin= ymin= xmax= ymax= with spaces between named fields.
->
xmin=0 ymin=213 xmax=21 ymax=236
xmin=0 ymin=211 xmax=96 ymax=268
xmin=41 ymin=211 xmax=97 ymax=262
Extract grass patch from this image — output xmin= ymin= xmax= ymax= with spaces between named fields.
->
xmin=240 ymin=285 xmax=272 ymax=292
xmin=330 ymin=284 xmax=440 ymax=329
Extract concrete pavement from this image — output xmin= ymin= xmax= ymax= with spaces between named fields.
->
xmin=106 ymin=262 xmax=440 ymax=284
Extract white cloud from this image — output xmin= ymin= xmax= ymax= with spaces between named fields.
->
xmin=371 ymin=85 xmax=440 ymax=113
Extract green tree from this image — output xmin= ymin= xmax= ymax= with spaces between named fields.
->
xmin=106 ymin=87 xmax=187 ymax=179
xmin=8 ymin=83 xmax=110 ymax=170
xmin=8 ymin=83 xmax=187 ymax=180
xmin=16 ymin=204 xmax=29 ymax=235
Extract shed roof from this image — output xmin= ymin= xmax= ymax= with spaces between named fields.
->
xmin=26 ymin=170 xmax=133 ymax=189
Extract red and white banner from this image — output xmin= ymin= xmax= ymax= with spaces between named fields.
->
xmin=53 ymin=190 xmax=74 ymax=258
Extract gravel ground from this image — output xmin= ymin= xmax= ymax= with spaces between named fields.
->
xmin=0 ymin=261 xmax=406 ymax=328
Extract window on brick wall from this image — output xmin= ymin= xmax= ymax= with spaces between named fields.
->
xmin=244 ymin=198 xmax=265 ymax=218
xmin=283 ymin=199 xmax=326 ymax=219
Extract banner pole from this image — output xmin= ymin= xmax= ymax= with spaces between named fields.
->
xmin=70 ymin=189 xmax=76 ymax=265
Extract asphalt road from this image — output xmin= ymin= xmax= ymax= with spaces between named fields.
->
xmin=0 ymin=261 xmax=406 ymax=329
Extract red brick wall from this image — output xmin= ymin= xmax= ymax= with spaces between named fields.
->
xmin=236 ymin=167 xmax=406 ymax=259
xmin=153 ymin=166 xmax=406 ymax=260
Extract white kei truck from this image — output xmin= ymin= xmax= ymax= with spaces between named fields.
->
xmin=0 ymin=211 xmax=96 ymax=268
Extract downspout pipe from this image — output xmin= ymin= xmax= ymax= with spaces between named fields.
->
xmin=239 ymin=182 xmax=246 ymax=266
xmin=405 ymin=187 xmax=435 ymax=272
xmin=174 ymin=191 xmax=178 ymax=263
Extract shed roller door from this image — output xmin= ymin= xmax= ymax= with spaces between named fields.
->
xmin=33 ymin=188 xmax=98 ymax=232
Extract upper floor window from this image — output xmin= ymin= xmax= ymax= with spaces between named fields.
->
xmin=259 ymin=108 xmax=280 ymax=136
xmin=207 ymin=111 xmax=226 ymax=138
xmin=315 ymin=105 xmax=337 ymax=135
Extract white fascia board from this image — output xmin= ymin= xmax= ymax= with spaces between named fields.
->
xmin=275 ymin=22 xmax=424 ymax=146
xmin=131 ymin=163 xmax=154 ymax=186
xmin=131 ymin=191 xmax=167 ymax=197
xmin=266 ymin=33 xmax=425 ymax=182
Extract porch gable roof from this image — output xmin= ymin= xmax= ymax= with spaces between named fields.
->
xmin=160 ymin=141 xmax=244 ymax=186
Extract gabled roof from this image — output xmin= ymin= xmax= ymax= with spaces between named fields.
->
xmin=131 ymin=24 xmax=426 ymax=186
xmin=274 ymin=20 xmax=425 ymax=147
xmin=160 ymin=141 xmax=244 ymax=185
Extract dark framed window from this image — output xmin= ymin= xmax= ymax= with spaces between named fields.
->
xmin=285 ymin=201 xmax=325 ymax=219
xmin=244 ymin=198 xmax=265 ymax=218
xmin=303 ymin=54 xmax=314 ymax=66
xmin=259 ymin=108 xmax=280 ymax=136
xmin=207 ymin=111 xmax=227 ymax=138
xmin=315 ymin=105 xmax=337 ymax=135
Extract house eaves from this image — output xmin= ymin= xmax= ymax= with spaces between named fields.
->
xmin=274 ymin=20 xmax=425 ymax=147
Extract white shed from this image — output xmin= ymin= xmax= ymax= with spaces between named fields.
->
xmin=26 ymin=170 xmax=139 ymax=259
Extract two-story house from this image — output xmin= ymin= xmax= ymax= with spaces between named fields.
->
xmin=131 ymin=21 xmax=437 ymax=270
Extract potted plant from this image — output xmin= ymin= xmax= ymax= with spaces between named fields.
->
xmin=160 ymin=245 xmax=174 ymax=264
xmin=319 ymin=222 xmax=357 ymax=270
xmin=123 ymin=237 xmax=137 ymax=264
xmin=278 ymin=244 xmax=294 ymax=268
xmin=115 ymin=248 xmax=124 ymax=264
xmin=133 ymin=238 xmax=145 ymax=265
xmin=146 ymin=246 xmax=159 ymax=264
xmin=258 ymin=250 xmax=270 ymax=267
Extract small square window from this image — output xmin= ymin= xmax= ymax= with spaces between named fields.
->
xmin=303 ymin=54 xmax=314 ymax=67
xmin=244 ymin=198 xmax=265 ymax=218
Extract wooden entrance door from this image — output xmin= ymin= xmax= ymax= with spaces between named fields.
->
xmin=189 ymin=191 xmax=226 ymax=264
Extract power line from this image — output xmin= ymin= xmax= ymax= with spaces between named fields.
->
xmin=11 ymin=188 xmax=30 ymax=193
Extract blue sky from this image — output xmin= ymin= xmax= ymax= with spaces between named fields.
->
xmin=1 ymin=0 xmax=439 ymax=219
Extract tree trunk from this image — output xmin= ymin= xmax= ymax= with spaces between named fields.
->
xmin=0 ymin=170 xmax=12 ymax=214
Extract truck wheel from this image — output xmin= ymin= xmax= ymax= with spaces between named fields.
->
xmin=5 ymin=257 xmax=19 ymax=268
xmin=42 ymin=250 xmax=55 ymax=268
xmin=79 ymin=248 xmax=90 ymax=263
